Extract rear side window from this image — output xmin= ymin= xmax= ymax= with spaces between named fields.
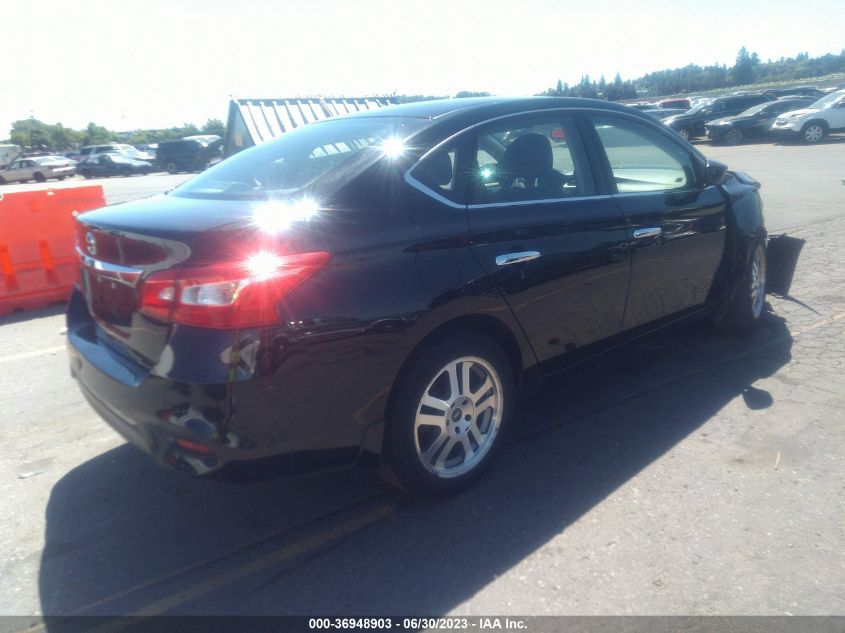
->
xmin=590 ymin=115 xmax=698 ymax=193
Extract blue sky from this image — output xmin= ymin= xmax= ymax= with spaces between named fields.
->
xmin=3 ymin=0 xmax=844 ymax=136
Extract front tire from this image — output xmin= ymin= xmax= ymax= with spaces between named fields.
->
xmin=34 ymin=172 xmax=46 ymax=182
xmin=725 ymin=128 xmax=744 ymax=145
xmin=801 ymin=121 xmax=826 ymax=143
xmin=713 ymin=239 xmax=767 ymax=334
xmin=165 ymin=161 xmax=178 ymax=174
xmin=384 ymin=331 xmax=514 ymax=497
xmin=677 ymin=127 xmax=691 ymax=141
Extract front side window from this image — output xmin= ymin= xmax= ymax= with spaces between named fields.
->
xmin=590 ymin=115 xmax=698 ymax=193
xmin=471 ymin=116 xmax=584 ymax=204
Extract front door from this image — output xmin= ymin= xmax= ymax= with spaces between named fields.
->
xmin=585 ymin=113 xmax=727 ymax=330
xmin=465 ymin=113 xmax=631 ymax=366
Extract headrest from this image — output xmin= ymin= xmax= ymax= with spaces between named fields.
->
xmin=500 ymin=133 xmax=553 ymax=177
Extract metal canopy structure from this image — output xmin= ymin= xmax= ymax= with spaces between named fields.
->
xmin=223 ymin=95 xmax=399 ymax=157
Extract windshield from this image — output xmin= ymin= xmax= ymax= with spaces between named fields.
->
xmin=173 ymin=116 xmax=426 ymax=201
xmin=34 ymin=157 xmax=64 ymax=165
xmin=118 ymin=146 xmax=143 ymax=158
xmin=809 ymin=92 xmax=844 ymax=108
xmin=740 ymin=102 xmax=773 ymax=116
xmin=684 ymin=102 xmax=708 ymax=115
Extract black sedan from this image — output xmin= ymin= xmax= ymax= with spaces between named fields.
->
xmin=79 ymin=153 xmax=153 ymax=178
xmin=67 ymin=97 xmax=769 ymax=496
xmin=705 ymin=97 xmax=816 ymax=145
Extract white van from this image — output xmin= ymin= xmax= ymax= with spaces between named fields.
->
xmin=0 ymin=144 xmax=21 ymax=168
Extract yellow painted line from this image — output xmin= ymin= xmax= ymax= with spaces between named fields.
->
xmin=789 ymin=308 xmax=845 ymax=337
xmin=130 ymin=501 xmax=396 ymax=617
xmin=0 ymin=345 xmax=65 ymax=364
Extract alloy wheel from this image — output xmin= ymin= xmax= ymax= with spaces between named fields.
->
xmin=413 ymin=356 xmax=503 ymax=478
xmin=726 ymin=129 xmax=743 ymax=145
xmin=803 ymin=124 xmax=823 ymax=143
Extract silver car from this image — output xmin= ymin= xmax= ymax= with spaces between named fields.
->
xmin=0 ymin=156 xmax=76 ymax=184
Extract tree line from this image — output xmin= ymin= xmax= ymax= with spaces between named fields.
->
xmin=3 ymin=118 xmax=226 ymax=152
xmin=539 ymin=48 xmax=845 ymax=100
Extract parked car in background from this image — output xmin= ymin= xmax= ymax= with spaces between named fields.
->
xmin=771 ymin=90 xmax=845 ymax=143
xmin=68 ymin=97 xmax=769 ymax=496
xmin=641 ymin=107 xmax=688 ymax=121
xmin=658 ymin=97 xmax=691 ymax=110
xmin=663 ymin=93 xmax=775 ymax=140
xmin=79 ymin=143 xmax=136 ymax=162
xmin=78 ymin=153 xmax=152 ymax=178
xmin=763 ymin=86 xmax=825 ymax=100
xmin=155 ymin=136 xmax=222 ymax=173
xmin=705 ymin=97 xmax=816 ymax=145
xmin=0 ymin=156 xmax=76 ymax=183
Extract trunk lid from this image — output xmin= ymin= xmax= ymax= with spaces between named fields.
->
xmin=76 ymin=193 xmax=323 ymax=367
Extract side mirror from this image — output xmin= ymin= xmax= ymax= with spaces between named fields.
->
xmin=705 ymin=160 xmax=728 ymax=186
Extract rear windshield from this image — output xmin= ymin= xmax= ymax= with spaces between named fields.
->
xmin=172 ymin=116 xmax=426 ymax=201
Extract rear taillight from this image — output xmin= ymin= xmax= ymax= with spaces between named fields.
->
xmin=139 ymin=250 xmax=330 ymax=328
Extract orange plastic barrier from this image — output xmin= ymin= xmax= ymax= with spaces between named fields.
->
xmin=0 ymin=186 xmax=105 ymax=315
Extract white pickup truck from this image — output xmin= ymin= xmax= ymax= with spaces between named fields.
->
xmin=771 ymin=89 xmax=845 ymax=143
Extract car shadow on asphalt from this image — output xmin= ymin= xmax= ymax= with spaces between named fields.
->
xmin=38 ymin=309 xmax=793 ymax=618
xmin=0 ymin=303 xmax=66 ymax=326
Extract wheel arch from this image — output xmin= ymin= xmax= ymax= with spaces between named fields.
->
xmin=803 ymin=118 xmax=829 ymax=132
xmin=709 ymin=172 xmax=768 ymax=312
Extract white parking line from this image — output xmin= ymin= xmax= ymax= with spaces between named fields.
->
xmin=0 ymin=345 xmax=65 ymax=364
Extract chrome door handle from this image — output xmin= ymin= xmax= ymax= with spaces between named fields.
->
xmin=632 ymin=227 xmax=662 ymax=239
xmin=495 ymin=251 xmax=541 ymax=266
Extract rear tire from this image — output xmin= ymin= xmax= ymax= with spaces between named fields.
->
xmin=57 ymin=175 xmax=66 ymax=181
xmin=677 ymin=127 xmax=691 ymax=141
xmin=34 ymin=172 xmax=46 ymax=182
xmin=383 ymin=330 xmax=515 ymax=497
xmin=713 ymin=239 xmax=767 ymax=334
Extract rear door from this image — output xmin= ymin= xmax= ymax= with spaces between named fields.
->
xmin=584 ymin=113 xmax=726 ymax=330
xmin=465 ymin=112 xmax=631 ymax=366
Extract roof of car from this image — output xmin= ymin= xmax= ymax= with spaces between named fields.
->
xmin=344 ymin=96 xmax=641 ymax=121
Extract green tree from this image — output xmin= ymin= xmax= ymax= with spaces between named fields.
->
xmin=200 ymin=118 xmax=225 ymax=137
xmin=48 ymin=123 xmax=82 ymax=151
xmin=10 ymin=119 xmax=52 ymax=150
xmin=732 ymin=47 xmax=755 ymax=84
xmin=82 ymin=122 xmax=113 ymax=146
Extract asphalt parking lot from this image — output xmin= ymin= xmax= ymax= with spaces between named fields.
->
xmin=0 ymin=139 xmax=844 ymax=620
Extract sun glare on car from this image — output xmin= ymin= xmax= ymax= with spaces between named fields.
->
xmin=250 ymin=198 xmax=320 ymax=233
xmin=244 ymin=251 xmax=285 ymax=280
xmin=380 ymin=137 xmax=406 ymax=159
